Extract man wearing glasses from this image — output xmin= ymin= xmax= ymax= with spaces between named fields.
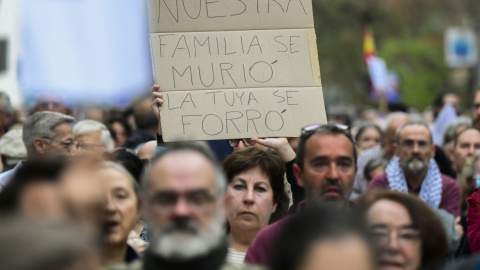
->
xmin=120 ymin=142 xmax=257 ymax=270
xmin=0 ymin=111 xmax=76 ymax=191
xmin=245 ymin=124 xmax=358 ymax=266
xmin=369 ymin=122 xmax=461 ymax=217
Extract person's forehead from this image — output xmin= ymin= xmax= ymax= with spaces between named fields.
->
xmin=399 ymin=124 xmax=430 ymax=140
xmin=54 ymin=122 xmax=73 ymax=137
xmin=367 ymin=199 xmax=412 ymax=226
xmin=458 ymin=129 xmax=480 ymax=143
xmin=475 ymin=92 xmax=480 ymax=103
xmin=305 ymin=133 xmax=354 ymax=159
xmin=99 ymin=168 xmax=133 ymax=191
xmin=75 ymin=130 xmax=101 ymax=142
xmin=149 ymin=151 xmax=216 ymax=191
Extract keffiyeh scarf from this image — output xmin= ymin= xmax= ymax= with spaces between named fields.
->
xmin=386 ymin=156 xmax=443 ymax=209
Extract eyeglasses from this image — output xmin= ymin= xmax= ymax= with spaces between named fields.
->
xmin=370 ymin=227 xmax=421 ymax=247
xmin=148 ymin=189 xmax=217 ymax=214
xmin=42 ymin=137 xmax=78 ymax=149
xmin=400 ymin=140 xmax=430 ymax=150
xmin=228 ymin=138 xmax=255 ymax=147
xmin=302 ymin=123 xmax=349 ymax=134
xmin=473 ymin=103 xmax=480 ymax=110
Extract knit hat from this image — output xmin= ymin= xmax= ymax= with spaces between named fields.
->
xmin=0 ymin=128 xmax=27 ymax=165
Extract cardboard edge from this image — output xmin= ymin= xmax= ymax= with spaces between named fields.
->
xmin=307 ymin=28 xmax=321 ymax=86
xmin=149 ymin=35 xmax=158 ymax=85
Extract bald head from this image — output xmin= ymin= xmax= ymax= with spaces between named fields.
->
xmin=138 ymin=140 xmax=157 ymax=161
xmin=383 ymin=113 xmax=410 ymax=158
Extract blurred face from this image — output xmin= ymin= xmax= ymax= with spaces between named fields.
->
xmin=44 ymin=122 xmax=77 ymax=154
xmin=112 ymin=122 xmax=127 ymax=147
xmin=367 ymin=199 xmax=421 ymax=270
xmin=443 ymin=94 xmax=459 ymax=115
xmin=226 ymin=166 xmax=277 ymax=232
xmin=146 ymin=151 xmax=224 ymax=260
xmin=75 ymin=130 xmax=105 ymax=154
xmin=383 ymin=116 xmax=410 ymax=158
xmin=472 ymin=92 xmax=480 ymax=129
xmin=453 ymin=129 xmax=480 ymax=173
xmin=358 ymin=127 xmax=382 ymax=152
xmin=298 ymin=236 xmax=375 ymax=270
xmin=101 ymin=168 xmax=139 ymax=246
xmin=293 ymin=134 xmax=356 ymax=206
xmin=397 ymin=125 xmax=434 ymax=175
xmin=59 ymin=158 xmax=107 ymax=233
xmin=19 ymin=181 xmax=66 ymax=221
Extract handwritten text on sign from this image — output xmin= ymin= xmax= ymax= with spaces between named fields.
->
xmin=150 ymin=29 xmax=317 ymax=90
xmin=148 ymin=0 xmax=314 ymax=33
xmin=160 ymin=87 xmax=325 ymax=141
xmin=147 ymin=0 xmax=327 ymax=141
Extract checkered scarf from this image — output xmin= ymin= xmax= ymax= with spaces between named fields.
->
xmin=386 ymin=156 xmax=443 ymax=209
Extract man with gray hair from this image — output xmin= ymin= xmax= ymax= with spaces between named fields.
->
xmin=351 ymin=112 xmax=410 ymax=198
xmin=0 ymin=91 xmax=13 ymax=138
xmin=369 ymin=121 xmax=461 ymax=217
xmin=115 ymin=142 xmax=257 ymax=270
xmin=0 ymin=111 xmax=75 ymax=191
xmin=73 ymin=119 xmax=114 ymax=154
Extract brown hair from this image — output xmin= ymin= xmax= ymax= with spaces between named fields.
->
xmin=357 ymin=191 xmax=448 ymax=268
xmin=222 ymin=147 xmax=288 ymax=223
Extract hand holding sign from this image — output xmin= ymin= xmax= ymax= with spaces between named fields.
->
xmin=150 ymin=84 xmax=164 ymax=134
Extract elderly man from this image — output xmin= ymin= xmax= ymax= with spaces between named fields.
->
xmin=369 ymin=122 xmax=461 ymax=217
xmin=0 ymin=111 xmax=75 ymax=191
xmin=245 ymin=124 xmax=357 ymax=266
xmin=116 ymin=142 xmax=258 ymax=270
xmin=351 ymin=112 xmax=410 ymax=198
xmin=73 ymin=120 xmax=114 ymax=154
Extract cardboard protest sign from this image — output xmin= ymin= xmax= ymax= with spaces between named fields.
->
xmin=147 ymin=0 xmax=326 ymax=142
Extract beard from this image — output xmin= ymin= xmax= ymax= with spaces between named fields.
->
xmin=401 ymin=156 xmax=427 ymax=174
xmin=148 ymin=207 xmax=225 ymax=261
xmin=306 ymin=180 xmax=349 ymax=209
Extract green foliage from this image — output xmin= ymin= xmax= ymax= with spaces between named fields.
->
xmin=379 ymin=37 xmax=449 ymax=109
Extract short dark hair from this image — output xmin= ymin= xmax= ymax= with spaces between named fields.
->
xmin=357 ymin=191 xmax=448 ymax=268
xmin=222 ymin=147 xmax=289 ymax=223
xmin=295 ymin=124 xmax=357 ymax=170
xmin=272 ymin=205 xmax=374 ymax=270
xmin=104 ymin=147 xmax=144 ymax=182
xmin=0 ymin=157 xmax=68 ymax=213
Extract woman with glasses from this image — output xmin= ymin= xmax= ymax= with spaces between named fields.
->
xmin=222 ymin=147 xmax=290 ymax=265
xmin=357 ymin=191 xmax=448 ymax=270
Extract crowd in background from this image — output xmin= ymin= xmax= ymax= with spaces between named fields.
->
xmin=2 ymin=88 xmax=480 ymax=270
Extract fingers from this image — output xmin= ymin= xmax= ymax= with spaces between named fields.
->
xmin=149 ymin=84 xmax=160 ymax=95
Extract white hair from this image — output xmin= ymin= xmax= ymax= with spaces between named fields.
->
xmin=73 ymin=120 xmax=114 ymax=150
xmin=148 ymin=199 xmax=225 ymax=260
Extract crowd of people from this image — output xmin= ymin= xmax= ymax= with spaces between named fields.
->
xmin=2 ymin=87 xmax=480 ymax=270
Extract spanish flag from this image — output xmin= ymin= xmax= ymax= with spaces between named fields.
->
xmin=363 ymin=28 xmax=376 ymax=62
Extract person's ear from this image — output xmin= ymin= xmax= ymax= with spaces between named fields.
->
xmin=33 ymin=137 xmax=48 ymax=154
xmin=393 ymin=143 xmax=398 ymax=156
xmin=431 ymin=143 xmax=437 ymax=159
xmin=271 ymin=202 xmax=277 ymax=214
xmin=293 ymin=163 xmax=304 ymax=187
